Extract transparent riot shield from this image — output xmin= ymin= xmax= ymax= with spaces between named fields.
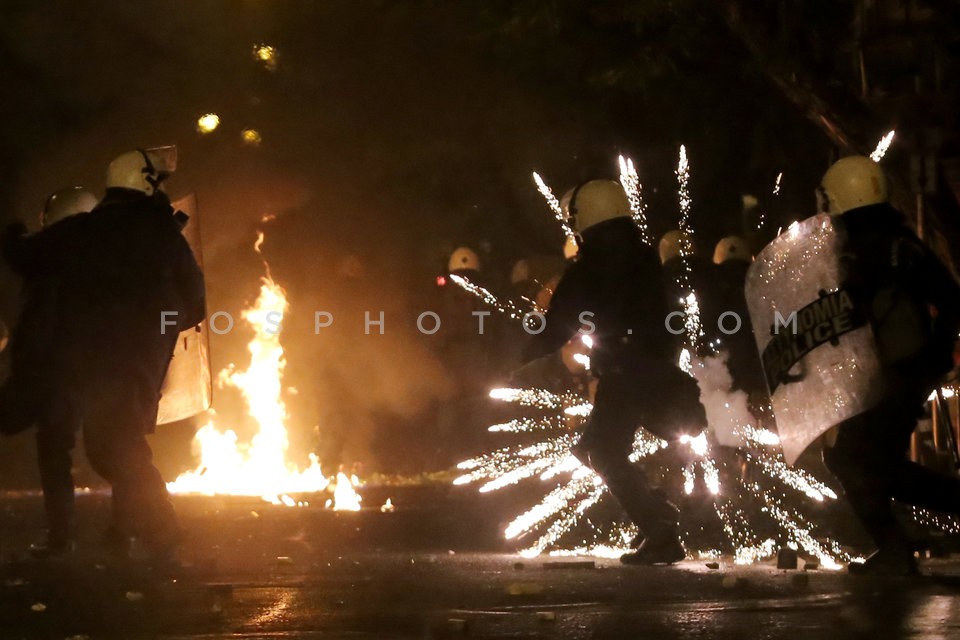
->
xmin=157 ymin=193 xmax=212 ymax=424
xmin=745 ymin=214 xmax=882 ymax=464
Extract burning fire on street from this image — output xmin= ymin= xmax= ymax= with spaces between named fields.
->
xmin=167 ymin=233 xmax=362 ymax=510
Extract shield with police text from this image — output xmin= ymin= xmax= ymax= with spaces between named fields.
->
xmin=156 ymin=194 xmax=212 ymax=425
xmin=744 ymin=214 xmax=882 ymax=464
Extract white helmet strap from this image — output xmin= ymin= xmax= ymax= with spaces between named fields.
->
xmin=567 ymin=181 xmax=587 ymax=218
xmin=138 ymin=149 xmax=169 ymax=191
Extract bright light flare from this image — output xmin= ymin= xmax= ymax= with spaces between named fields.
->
xmin=242 ymin=128 xmax=263 ymax=146
xmin=679 ymin=432 xmax=709 ymax=457
xmin=253 ymin=44 xmax=279 ymax=70
xmin=871 ymin=130 xmax=895 ymax=162
xmin=572 ymin=353 xmax=590 ymax=370
xmin=196 ymin=113 xmax=220 ymax=134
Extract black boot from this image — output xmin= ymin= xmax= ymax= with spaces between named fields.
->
xmin=848 ymin=547 xmax=918 ymax=577
xmin=620 ymin=536 xmax=685 ymax=565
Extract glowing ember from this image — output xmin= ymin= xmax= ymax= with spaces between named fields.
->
xmin=169 ymin=234 xmax=360 ymax=509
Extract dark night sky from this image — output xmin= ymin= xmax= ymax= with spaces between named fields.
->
xmin=0 ymin=1 xmax=832 ymax=481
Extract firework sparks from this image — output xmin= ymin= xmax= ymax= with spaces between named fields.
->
xmin=532 ymin=172 xmax=577 ymax=242
xmin=628 ymin=430 xmax=669 ymax=461
xmin=757 ymin=171 xmax=783 ymax=231
xmin=870 ymin=130 xmax=896 ymax=162
xmin=459 ymin=376 xmax=859 ymax=564
xmin=453 ymin=149 xmax=875 ymax=566
xmin=453 ymin=436 xmax=575 ymax=490
xmin=750 ymin=483 xmax=852 ymax=570
xmin=618 ymin=155 xmax=652 ymax=245
xmin=505 ymin=469 xmax=600 ymax=540
xmin=488 ymin=416 xmax=567 ymax=433
xmin=489 ymin=386 xmax=580 ymax=409
xmin=908 ymin=506 xmax=960 ymax=534
xmin=672 ymin=146 xmax=703 ymax=352
xmin=449 ymin=274 xmax=541 ymax=322
xmin=716 ymin=498 xmax=778 ymax=565
xmin=744 ymin=450 xmax=837 ymax=502
xmin=677 ymin=145 xmax=693 ymax=240
xmin=520 ymin=483 xmax=608 ymax=557
xmin=681 ymin=292 xmax=704 ymax=357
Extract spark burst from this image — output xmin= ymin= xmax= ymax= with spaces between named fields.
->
xmin=870 ymin=130 xmax=896 ymax=162
xmin=449 ymin=274 xmax=543 ymax=322
xmin=673 ymin=146 xmax=703 ymax=353
xmin=532 ymin=172 xmax=577 ymax=242
xmin=458 ymin=378 xmax=853 ymax=563
xmin=618 ymin=155 xmax=653 ymax=245
xmin=451 ymin=151 xmax=938 ymax=566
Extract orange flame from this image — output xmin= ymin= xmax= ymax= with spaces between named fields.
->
xmin=168 ymin=236 xmax=361 ymax=509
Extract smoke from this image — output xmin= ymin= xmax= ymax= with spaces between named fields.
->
xmin=0 ymin=1 xmax=693 ymax=483
xmin=689 ymin=353 xmax=756 ymax=448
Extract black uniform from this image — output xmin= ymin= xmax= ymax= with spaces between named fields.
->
xmin=522 ymin=217 xmax=705 ymax=554
xmin=4 ymin=188 xmax=205 ymax=554
xmin=0 ymin=222 xmax=82 ymax=549
xmin=822 ymin=203 xmax=960 ymax=573
xmin=704 ymin=259 xmax=767 ymax=400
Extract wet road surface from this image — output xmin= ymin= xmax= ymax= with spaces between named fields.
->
xmin=1 ymin=491 xmax=959 ymax=639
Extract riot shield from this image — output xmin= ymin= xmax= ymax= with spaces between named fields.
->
xmin=745 ymin=214 xmax=882 ymax=464
xmin=157 ymin=193 xmax=212 ymax=425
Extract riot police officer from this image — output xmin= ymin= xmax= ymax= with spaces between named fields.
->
xmin=4 ymin=148 xmax=205 ymax=561
xmin=0 ymin=187 xmax=97 ymax=556
xmin=819 ymin=156 xmax=960 ymax=575
xmin=521 ymin=179 xmax=705 ymax=565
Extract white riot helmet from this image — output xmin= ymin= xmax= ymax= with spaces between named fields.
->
xmin=712 ymin=235 xmax=752 ymax=265
xmin=658 ymin=229 xmax=692 ymax=265
xmin=42 ymin=186 xmax=98 ymax=227
xmin=448 ymin=247 xmax=480 ymax=273
xmin=564 ymin=180 xmax=630 ymax=233
xmin=106 ymin=146 xmax=178 ymax=196
xmin=818 ymin=156 xmax=888 ymax=215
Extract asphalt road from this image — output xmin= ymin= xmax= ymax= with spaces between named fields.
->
xmin=2 ymin=490 xmax=960 ymax=639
